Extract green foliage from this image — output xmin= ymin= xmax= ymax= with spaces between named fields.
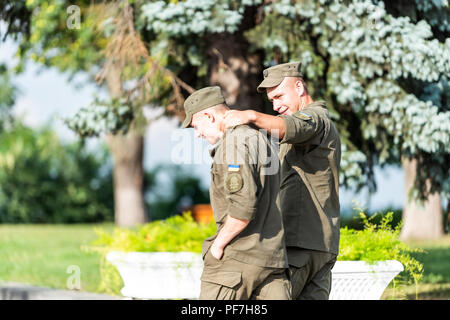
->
xmin=0 ymin=1 xmax=32 ymax=41
xmin=138 ymin=0 xmax=450 ymax=201
xmin=64 ymin=98 xmax=135 ymax=138
xmin=3 ymin=0 xmax=448 ymax=202
xmin=88 ymin=208 xmax=423 ymax=295
xmin=340 ymin=208 xmax=403 ymax=230
xmin=17 ymin=0 xmax=104 ymax=75
xmin=140 ymin=0 xmax=263 ymax=36
xmin=338 ymin=211 xmax=424 ymax=287
xmin=253 ymin=0 xmax=450 ymax=198
xmin=0 ymin=122 xmax=114 ymax=223
xmin=88 ymin=211 xmax=216 ymax=253
xmin=0 ymin=64 xmax=16 ymax=132
xmin=84 ymin=211 xmax=216 ymax=294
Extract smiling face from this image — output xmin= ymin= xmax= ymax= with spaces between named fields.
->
xmin=190 ymin=108 xmax=224 ymax=145
xmin=266 ymin=77 xmax=305 ymax=116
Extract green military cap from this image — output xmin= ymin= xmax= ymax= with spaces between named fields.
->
xmin=257 ymin=61 xmax=303 ymax=93
xmin=181 ymin=86 xmax=226 ymax=128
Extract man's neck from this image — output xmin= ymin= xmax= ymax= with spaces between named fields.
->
xmin=299 ymin=95 xmax=314 ymax=111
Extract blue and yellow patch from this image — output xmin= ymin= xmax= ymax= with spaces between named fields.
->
xmin=228 ymin=164 xmax=240 ymax=172
xmin=294 ymin=111 xmax=312 ymax=120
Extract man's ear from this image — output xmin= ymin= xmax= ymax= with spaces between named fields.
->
xmin=295 ymin=80 xmax=305 ymax=97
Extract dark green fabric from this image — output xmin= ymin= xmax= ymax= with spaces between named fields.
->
xmin=200 ymin=249 xmax=291 ymax=300
xmin=278 ymin=101 xmax=341 ymax=255
xmin=203 ymin=124 xmax=288 ymax=268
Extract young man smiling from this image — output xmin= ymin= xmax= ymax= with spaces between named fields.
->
xmin=223 ymin=62 xmax=342 ymax=300
xmin=181 ymin=86 xmax=290 ymax=300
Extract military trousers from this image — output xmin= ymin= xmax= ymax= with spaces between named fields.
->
xmin=287 ymin=247 xmax=337 ymax=300
xmin=199 ymin=249 xmax=291 ymax=300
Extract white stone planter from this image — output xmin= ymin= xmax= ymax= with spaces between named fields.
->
xmin=106 ymin=251 xmax=403 ymax=300
xmin=106 ymin=251 xmax=203 ymax=299
xmin=329 ymin=260 xmax=404 ymax=300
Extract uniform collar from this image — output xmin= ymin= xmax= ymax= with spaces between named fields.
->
xmin=302 ymin=100 xmax=326 ymax=110
xmin=208 ymin=126 xmax=236 ymax=158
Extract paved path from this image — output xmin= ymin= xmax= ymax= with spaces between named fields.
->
xmin=0 ymin=281 xmax=123 ymax=300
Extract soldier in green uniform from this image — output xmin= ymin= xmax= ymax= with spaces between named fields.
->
xmin=223 ymin=62 xmax=341 ymax=300
xmin=181 ymin=86 xmax=291 ymax=300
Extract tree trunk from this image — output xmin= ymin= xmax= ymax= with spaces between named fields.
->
xmin=105 ymin=63 xmax=148 ymax=227
xmin=400 ymin=157 xmax=444 ymax=241
xmin=107 ymin=131 xmax=148 ymax=227
xmin=206 ymin=32 xmax=265 ymax=111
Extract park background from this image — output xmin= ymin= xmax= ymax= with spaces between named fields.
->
xmin=0 ymin=0 xmax=449 ymax=299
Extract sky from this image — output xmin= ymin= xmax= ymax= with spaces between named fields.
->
xmin=0 ymin=36 xmax=406 ymax=214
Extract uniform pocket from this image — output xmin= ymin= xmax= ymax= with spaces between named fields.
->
xmin=203 ymin=248 xmax=224 ymax=268
xmin=199 ymin=270 xmax=242 ymax=300
xmin=201 ymin=270 xmax=242 ymax=288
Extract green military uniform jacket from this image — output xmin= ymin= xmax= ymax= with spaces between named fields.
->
xmin=278 ymin=101 xmax=341 ymax=256
xmin=202 ymin=124 xmax=288 ymax=269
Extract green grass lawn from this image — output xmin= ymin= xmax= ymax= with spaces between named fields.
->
xmin=0 ymin=224 xmax=449 ymax=299
xmin=0 ymin=223 xmax=115 ymax=293
xmin=382 ymin=235 xmax=450 ymax=300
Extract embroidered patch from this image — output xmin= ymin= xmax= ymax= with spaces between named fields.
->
xmin=225 ymin=173 xmax=243 ymax=193
xmin=228 ymin=164 xmax=240 ymax=172
xmin=294 ymin=111 xmax=312 ymax=120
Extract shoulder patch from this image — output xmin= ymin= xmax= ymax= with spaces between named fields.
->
xmin=294 ymin=111 xmax=312 ymax=120
xmin=225 ymin=173 xmax=243 ymax=193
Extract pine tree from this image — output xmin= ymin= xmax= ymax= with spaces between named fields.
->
xmin=139 ymin=0 xmax=449 ymax=238
xmin=3 ymin=0 xmax=448 ymax=236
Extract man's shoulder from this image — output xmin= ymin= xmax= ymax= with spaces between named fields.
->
xmin=302 ymin=100 xmax=329 ymax=118
xmin=220 ymin=125 xmax=266 ymax=157
xmin=225 ymin=124 xmax=260 ymax=140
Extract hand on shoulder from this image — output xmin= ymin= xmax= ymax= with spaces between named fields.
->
xmin=223 ymin=110 xmax=253 ymax=128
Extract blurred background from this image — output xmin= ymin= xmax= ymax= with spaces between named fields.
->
xmin=0 ymin=33 xmax=410 ymax=222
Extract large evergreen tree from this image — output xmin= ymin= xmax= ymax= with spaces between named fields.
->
xmin=137 ymin=0 xmax=450 ymax=239
xmin=2 ymin=0 xmax=448 ymax=236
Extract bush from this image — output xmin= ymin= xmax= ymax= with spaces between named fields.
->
xmin=340 ymin=208 xmax=403 ymax=230
xmin=87 ymin=209 xmax=423 ymax=295
xmin=0 ymin=123 xmax=114 ymax=223
xmin=84 ymin=211 xmax=216 ymax=294
xmin=89 ymin=211 xmax=216 ymax=253
xmin=339 ymin=211 xmax=424 ymax=288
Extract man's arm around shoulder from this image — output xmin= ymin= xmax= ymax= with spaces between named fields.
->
xmin=223 ymin=110 xmax=286 ymax=140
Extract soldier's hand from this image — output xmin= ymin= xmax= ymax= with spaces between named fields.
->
xmin=223 ymin=110 xmax=252 ymax=128
xmin=210 ymin=242 xmax=224 ymax=260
